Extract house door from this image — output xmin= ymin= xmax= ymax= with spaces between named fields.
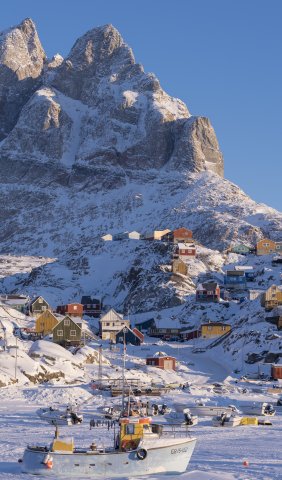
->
xmin=163 ymin=359 xmax=173 ymax=369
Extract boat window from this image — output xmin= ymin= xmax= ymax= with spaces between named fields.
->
xmin=126 ymin=424 xmax=135 ymax=434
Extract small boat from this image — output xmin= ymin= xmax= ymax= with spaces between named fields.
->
xmin=212 ymin=412 xmax=242 ymax=427
xmin=155 ymin=409 xmax=198 ymax=427
xmin=183 ymin=409 xmax=198 ymax=426
xmin=37 ymin=406 xmax=83 ymax=426
xmin=239 ymin=402 xmax=276 ymax=416
xmin=180 ymin=404 xmax=241 ymax=417
xmin=20 ymin=416 xmax=197 ymax=477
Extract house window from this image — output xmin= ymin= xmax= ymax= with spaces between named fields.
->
xmin=106 ymin=322 xmax=110 ymax=326
xmin=70 ymin=330 xmax=77 ymax=337
xmin=263 ymin=243 xmax=269 ymax=247
xmin=64 ymin=318 xmax=70 ymax=326
xmin=87 ymin=304 xmax=91 ymax=308
xmin=73 ymin=305 xmax=77 ymax=310
xmin=57 ymin=330 xmax=63 ymax=337
xmin=38 ymin=298 xmax=43 ymax=303
xmin=207 ymin=326 xmax=212 ymax=331
xmin=42 ymin=306 xmax=46 ymax=311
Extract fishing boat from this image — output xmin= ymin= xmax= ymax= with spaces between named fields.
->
xmin=20 ymin=415 xmax=197 ymax=476
xmin=212 ymin=412 xmax=242 ymax=427
xmin=37 ymin=406 xmax=83 ymax=426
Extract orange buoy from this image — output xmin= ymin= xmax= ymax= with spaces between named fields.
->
xmin=45 ymin=460 xmax=53 ymax=469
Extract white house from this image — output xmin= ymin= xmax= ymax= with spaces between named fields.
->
xmin=99 ymin=308 xmax=130 ymax=342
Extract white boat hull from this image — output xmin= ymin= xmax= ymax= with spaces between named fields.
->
xmin=183 ymin=406 xmax=234 ymax=417
xmin=239 ymin=403 xmax=275 ymax=416
xmin=21 ymin=437 xmax=196 ymax=477
xmin=212 ymin=415 xmax=242 ymax=427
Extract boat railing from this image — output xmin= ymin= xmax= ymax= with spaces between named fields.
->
xmin=152 ymin=423 xmax=192 ymax=438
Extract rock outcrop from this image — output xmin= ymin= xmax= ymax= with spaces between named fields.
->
xmin=0 ymin=18 xmax=46 ymax=141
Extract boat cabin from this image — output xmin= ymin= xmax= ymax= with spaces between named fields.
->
xmin=119 ymin=417 xmax=158 ymax=450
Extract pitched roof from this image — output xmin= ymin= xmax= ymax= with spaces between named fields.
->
xmin=100 ymin=308 xmax=124 ymax=323
xmin=201 ymin=321 xmax=230 ymax=327
xmin=81 ymin=296 xmax=101 ymax=304
xmin=177 ymin=243 xmax=195 ymax=249
xmin=29 ymin=296 xmax=48 ymax=306
xmin=197 ymin=281 xmax=219 ymax=291
xmin=132 ymin=328 xmax=144 ymax=341
xmin=52 ymin=315 xmax=82 ymax=331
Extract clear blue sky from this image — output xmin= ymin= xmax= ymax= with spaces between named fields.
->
xmin=1 ymin=0 xmax=281 ymax=210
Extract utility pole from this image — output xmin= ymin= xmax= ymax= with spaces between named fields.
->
xmin=15 ymin=336 xmax=18 ymax=382
xmin=98 ymin=344 xmax=103 ymax=388
xmin=121 ymin=327 xmax=128 ymax=414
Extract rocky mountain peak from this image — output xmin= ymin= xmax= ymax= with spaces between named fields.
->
xmin=0 ymin=17 xmax=45 ymax=79
xmin=0 ymin=18 xmax=224 ymax=176
xmin=0 ymin=17 xmax=46 ymax=141
xmin=68 ymin=23 xmax=134 ymax=68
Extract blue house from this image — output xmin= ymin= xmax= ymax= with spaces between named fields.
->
xmin=234 ymin=266 xmax=255 ymax=281
xmin=224 ymin=270 xmax=247 ymax=290
xmin=135 ymin=318 xmax=156 ymax=333
xmin=115 ymin=326 xmax=143 ymax=345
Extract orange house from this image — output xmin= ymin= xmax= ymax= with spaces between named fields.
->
xmin=256 ymin=238 xmax=277 ymax=255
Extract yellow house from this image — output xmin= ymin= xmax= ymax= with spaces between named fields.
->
xmin=35 ymin=309 xmax=59 ymax=336
xmin=172 ymin=258 xmax=188 ymax=275
xmin=154 ymin=229 xmax=171 ymax=240
xmin=256 ymin=238 xmax=277 ymax=255
xmin=201 ymin=322 xmax=231 ymax=338
xmin=261 ymin=285 xmax=282 ymax=311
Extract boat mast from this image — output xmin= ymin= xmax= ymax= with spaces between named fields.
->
xmin=121 ymin=327 xmax=128 ymax=414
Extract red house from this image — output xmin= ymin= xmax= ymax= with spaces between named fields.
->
xmin=174 ymin=243 xmax=196 ymax=258
xmin=180 ymin=329 xmax=200 ymax=341
xmin=56 ymin=303 xmax=83 ymax=318
xmin=146 ymin=352 xmax=176 ymax=371
xmin=271 ymin=364 xmax=282 ymax=379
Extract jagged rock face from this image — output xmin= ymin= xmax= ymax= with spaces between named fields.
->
xmin=0 ymin=20 xmax=223 ymax=176
xmin=170 ymin=117 xmax=224 ymax=176
xmin=0 ymin=18 xmax=46 ymax=141
xmin=1 ymin=88 xmax=73 ymax=162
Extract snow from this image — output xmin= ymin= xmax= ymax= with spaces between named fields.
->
xmin=0 ymin=340 xmax=281 ymax=478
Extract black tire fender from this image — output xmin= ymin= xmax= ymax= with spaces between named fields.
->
xmin=136 ymin=448 xmax=147 ymax=460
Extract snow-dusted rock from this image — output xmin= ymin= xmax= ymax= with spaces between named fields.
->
xmin=0 ymin=18 xmax=46 ymax=141
xmin=0 ymin=20 xmax=223 ymax=176
xmin=74 ymin=345 xmax=110 ymax=365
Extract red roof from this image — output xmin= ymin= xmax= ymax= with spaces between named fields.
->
xmin=132 ymin=328 xmax=144 ymax=342
xmin=173 ymin=227 xmax=193 ymax=238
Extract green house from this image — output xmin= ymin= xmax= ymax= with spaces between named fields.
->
xmin=28 ymin=296 xmax=50 ymax=316
xmin=52 ymin=315 xmax=82 ymax=347
xmin=230 ymin=244 xmax=251 ymax=255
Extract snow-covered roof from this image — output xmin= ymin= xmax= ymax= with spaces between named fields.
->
xmin=153 ymin=351 xmax=168 ymax=357
xmin=177 ymin=243 xmax=195 ymax=249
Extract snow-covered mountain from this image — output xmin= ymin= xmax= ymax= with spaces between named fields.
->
xmin=0 ymin=18 xmax=281 ymax=313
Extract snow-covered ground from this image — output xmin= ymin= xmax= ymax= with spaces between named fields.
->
xmin=0 ymin=339 xmax=281 ymax=479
